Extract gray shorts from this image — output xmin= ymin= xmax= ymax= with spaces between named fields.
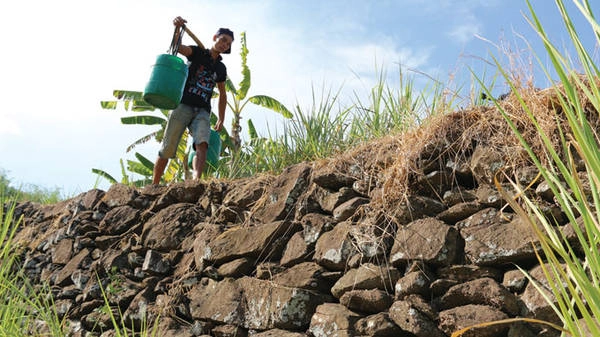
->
xmin=159 ymin=104 xmax=211 ymax=159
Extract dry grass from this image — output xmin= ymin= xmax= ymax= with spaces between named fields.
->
xmin=315 ymin=74 xmax=600 ymax=216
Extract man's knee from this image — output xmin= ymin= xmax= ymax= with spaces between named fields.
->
xmin=194 ymin=142 xmax=208 ymax=151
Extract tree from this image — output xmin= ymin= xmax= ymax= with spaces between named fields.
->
xmin=225 ymin=32 xmax=293 ymax=152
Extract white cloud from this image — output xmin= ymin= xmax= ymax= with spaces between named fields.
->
xmin=447 ymin=22 xmax=482 ymax=44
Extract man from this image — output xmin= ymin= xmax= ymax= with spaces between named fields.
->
xmin=152 ymin=16 xmax=233 ymax=184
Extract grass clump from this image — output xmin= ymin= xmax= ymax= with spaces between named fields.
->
xmin=450 ymin=0 xmax=600 ymax=335
xmin=495 ymin=0 xmax=600 ymax=334
xmin=0 ymin=192 xmax=66 ymax=336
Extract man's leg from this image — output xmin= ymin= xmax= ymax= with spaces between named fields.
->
xmin=154 ymin=104 xmax=193 ymax=185
xmin=189 ymin=108 xmax=212 ymax=180
xmin=153 ymin=156 xmax=169 ymax=184
xmin=193 ymin=142 xmax=208 ymax=180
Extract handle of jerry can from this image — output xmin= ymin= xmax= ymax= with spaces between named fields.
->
xmin=168 ymin=24 xmax=186 ymax=56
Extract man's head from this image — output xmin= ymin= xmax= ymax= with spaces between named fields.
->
xmin=213 ymin=28 xmax=234 ymax=54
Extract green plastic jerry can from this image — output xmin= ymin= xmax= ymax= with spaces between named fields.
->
xmin=143 ymin=25 xmax=188 ymax=109
xmin=187 ymin=129 xmax=222 ymax=170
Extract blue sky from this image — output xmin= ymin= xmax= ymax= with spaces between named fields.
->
xmin=0 ymin=0 xmax=597 ymax=196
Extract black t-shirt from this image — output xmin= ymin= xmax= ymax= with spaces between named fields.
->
xmin=180 ymin=46 xmax=227 ymax=111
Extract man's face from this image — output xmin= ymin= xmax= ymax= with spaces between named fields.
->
xmin=214 ymin=34 xmax=233 ymax=54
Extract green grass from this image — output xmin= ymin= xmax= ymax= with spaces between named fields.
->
xmin=1 ymin=169 xmax=65 ymax=204
xmin=0 ymin=191 xmax=160 ymax=337
xmin=0 ymin=192 xmax=66 ymax=336
xmin=472 ymin=0 xmax=600 ymax=336
xmin=221 ymin=65 xmax=457 ymax=180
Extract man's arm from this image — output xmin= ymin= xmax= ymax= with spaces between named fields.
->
xmin=215 ymin=81 xmax=227 ymax=131
xmin=173 ymin=16 xmax=193 ymax=57
xmin=177 ymin=44 xmax=193 ymax=57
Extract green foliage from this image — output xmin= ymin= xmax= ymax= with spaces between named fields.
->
xmin=97 ymin=90 xmax=190 ymax=185
xmin=222 ymin=67 xmax=446 ymax=179
xmin=284 ymin=85 xmax=353 ymax=160
xmin=0 ymin=193 xmax=67 ymax=336
xmin=349 ymin=65 xmax=449 ymax=141
xmin=0 ymin=169 xmax=63 ymax=203
xmin=92 ymin=156 xmax=151 ymax=187
xmin=99 ymin=89 xmax=171 ymax=150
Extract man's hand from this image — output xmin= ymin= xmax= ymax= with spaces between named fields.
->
xmin=214 ymin=119 xmax=224 ymax=132
xmin=173 ymin=16 xmax=187 ymax=27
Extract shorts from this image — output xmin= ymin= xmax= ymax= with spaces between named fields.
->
xmin=158 ymin=104 xmax=211 ymax=159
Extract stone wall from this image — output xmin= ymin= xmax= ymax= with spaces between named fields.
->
xmin=10 ymin=134 xmax=580 ymax=337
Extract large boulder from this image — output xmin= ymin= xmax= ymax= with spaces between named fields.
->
xmin=390 ymin=217 xmax=462 ymax=267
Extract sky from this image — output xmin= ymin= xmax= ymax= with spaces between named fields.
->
xmin=0 ymin=0 xmax=597 ymax=197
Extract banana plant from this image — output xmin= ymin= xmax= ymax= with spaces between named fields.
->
xmin=100 ymin=90 xmax=171 ymax=153
xmin=125 ymin=152 xmax=155 ymax=185
xmin=91 ymin=155 xmax=151 ymax=188
xmin=225 ymin=31 xmax=293 ymax=152
xmin=96 ymin=90 xmax=190 ymax=184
